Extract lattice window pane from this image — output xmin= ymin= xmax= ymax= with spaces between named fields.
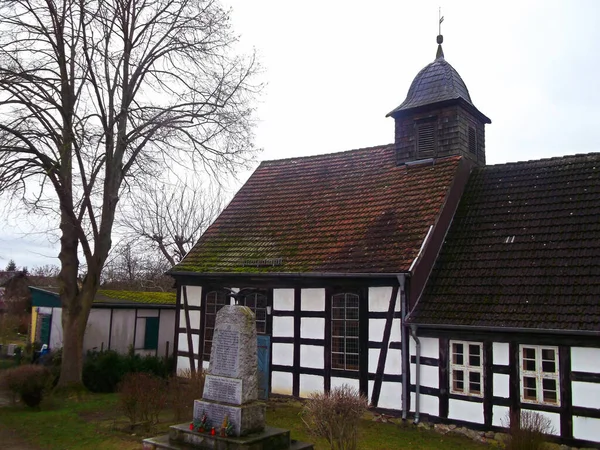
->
xmin=523 ymin=377 xmax=537 ymax=401
xmin=331 ymin=293 xmax=360 ymax=371
xmin=469 ymin=344 xmax=481 ymax=366
xmin=332 ymin=353 xmax=345 ymax=369
xmin=452 ymin=343 xmax=464 ymax=365
xmin=469 ymin=371 xmax=481 ymax=394
xmin=453 ymin=370 xmax=464 ymax=392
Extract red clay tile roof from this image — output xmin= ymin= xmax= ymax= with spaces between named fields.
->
xmin=410 ymin=152 xmax=600 ymax=332
xmin=174 ymin=145 xmax=463 ymax=274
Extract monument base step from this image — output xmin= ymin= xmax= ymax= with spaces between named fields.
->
xmin=143 ymin=424 xmax=313 ymax=450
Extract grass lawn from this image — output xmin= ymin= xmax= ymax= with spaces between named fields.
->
xmin=0 ymin=391 xmax=489 ymax=450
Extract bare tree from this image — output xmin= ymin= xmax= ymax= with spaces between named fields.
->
xmin=0 ymin=0 xmax=259 ymax=386
xmin=120 ymin=179 xmax=224 ymax=265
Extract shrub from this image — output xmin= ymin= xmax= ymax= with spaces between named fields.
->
xmin=301 ymin=384 xmax=368 ymax=450
xmin=83 ymin=350 xmax=173 ymax=393
xmin=118 ymin=372 xmax=168 ymax=429
xmin=1 ymin=364 xmax=50 ymax=407
xmin=83 ymin=350 xmax=127 ymax=392
xmin=502 ymin=410 xmax=555 ymax=450
xmin=168 ymin=369 xmax=205 ymax=421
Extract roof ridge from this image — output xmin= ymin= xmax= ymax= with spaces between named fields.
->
xmin=483 ymin=151 xmax=600 ymax=170
xmin=260 ymin=143 xmax=394 ymax=165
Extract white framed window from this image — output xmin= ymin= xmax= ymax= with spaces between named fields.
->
xmin=519 ymin=345 xmax=560 ymax=406
xmin=449 ymin=340 xmax=483 ymax=397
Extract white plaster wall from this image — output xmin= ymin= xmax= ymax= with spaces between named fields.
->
xmin=301 ymin=318 xmax=324 ymax=339
xmin=571 ymin=347 xmax=600 ymax=373
xmin=299 ymin=374 xmax=324 ymax=397
xmin=301 ymin=289 xmax=325 ymax=311
xmin=369 ymin=319 xmax=401 ymax=342
xmin=49 ymin=307 xmax=63 ymax=350
xmin=158 ymin=310 xmax=175 ymax=357
xmin=410 ymin=363 xmax=439 ymax=388
xmin=176 ymin=356 xmax=190 ymax=374
xmin=83 ymin=309 xmax=111 ymax=351
xmin=368 ymin=287 xmax=393 ymax=311
xmin=300 ymin=345 xmax=324 ymax=369
xmin=572 ymin=381 xmax=600 ymax=408
xmin=273 ymin=289 xmax=294 ymax=311
xmin=386 ymin=348 xmax=402 ymax=374
xmin=178 ymin=311 xmax=187 ymax=328
xmin=38 ymin=307 xmax=52 ymax=315
xmin=110 ymin=310 xmax=135 ymax=353
xmin=273 ymin=317 xmax=294 ymax=337
xmin=448 ymin=399 xmax=484 ymax=424
xmin=202 ymin=360 xmax=210 ymax=370
xmin=492 ymin=405 xmax=510 ymax=427
xmin=185 ymin=286 xmax=202 ymax=307
xmin=271 ymin=371 xmax=293 ymax=396
xmin=493 ymin=373 xmax=510 ymax=398
xmin=332 ymin=377 xmax=359 ymax=392
xmin=573 ymin=415 xmax=600 ymax=442
xmin=379 ymin=381 xmax=402 ymax=410
xmin=368 ymin=348 xmax=380 ymax=373
xmin=189 ymin=310 xmax=201 ymax=330
xmin=369 ymin=319 xmax=386 ymax=341
xmin=522 ymin=409 xmax=560 ymax=436
xmin=410 ymin=393 xmax=439 ymax=416
xmin=272 ymin=343 xmax=294 ymax=366
xmin=493 ymin=342 xmax=510 ymax=365
xmin=137 ymin=309 xmax=159 ymax=317
xmin=177 ymin=332 xmax=188 ymax=353
xmin=409 ymin=337 xmax=439 ymax=359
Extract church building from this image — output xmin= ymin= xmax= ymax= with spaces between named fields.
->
xmin=169 ymin=33 xmax=600 ymax=447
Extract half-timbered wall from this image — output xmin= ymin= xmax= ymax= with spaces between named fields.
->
xmin=176 ymin=282 xmax=405 ymax=412
xmin=410 ymin=329 xmax=600 ymax=447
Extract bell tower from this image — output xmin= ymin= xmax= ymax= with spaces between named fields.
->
xmin=387 ymin=31 xmax=491 ymax=166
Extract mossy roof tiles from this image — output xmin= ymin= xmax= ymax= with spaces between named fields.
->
xmin=174 ymin=144 xmax=462 ymax=274
xmin=411 ymin=152 xmax=600 ymax=331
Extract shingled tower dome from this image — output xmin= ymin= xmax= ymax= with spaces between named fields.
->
xmin=387 ymin=34 xmax=491 ymax=166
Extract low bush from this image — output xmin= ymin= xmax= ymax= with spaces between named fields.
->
xmin=82 ymin=350 xmax=174 ymax=393
xmin=301 ymin=384 xmax=368 ymax=450
xmin=118 ymin=372 xmax=168 ymax=429
xmin=168 ymin=369 xmax=205 ymax=421
xmin=1 ymin=364 xmax=51 ymax=407
xmin=503 ymin=410 xmax=554 ymax=450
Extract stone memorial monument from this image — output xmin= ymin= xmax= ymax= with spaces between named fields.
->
xmin=193 ymin=305 xmax=265 ymax=436
xmin=143 ymin=304 xmax=313 ymax=450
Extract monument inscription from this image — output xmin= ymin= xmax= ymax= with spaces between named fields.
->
xmin=211 ymin=328 xmax=240 ymax=377
xmin=203 ymin=375 xmax=242 ymax=405
xmin=194 ymin=401 xmax=241 ymax=435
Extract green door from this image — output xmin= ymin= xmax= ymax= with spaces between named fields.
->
xmin=39 ymin=315 xmax=51 ymax=346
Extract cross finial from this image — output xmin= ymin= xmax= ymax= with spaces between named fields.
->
xmin=436 ymin=8 xmax=445 ymax=59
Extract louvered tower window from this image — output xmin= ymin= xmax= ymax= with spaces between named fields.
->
xmin=468 ymin=126 xmax=477 ymax=154
xmin=416 ymin=118 xmax=436 ymax=158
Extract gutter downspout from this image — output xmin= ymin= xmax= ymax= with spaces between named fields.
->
xmin=399 ymin=274 xmax=408 ymax=421
xmin=409 ymin=324 xmax=421 ymax=424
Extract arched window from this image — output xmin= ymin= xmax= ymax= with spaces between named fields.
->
xmin=203 ymin=290 xmax=229 ymax=360
xmin=241 ymin=291 xmax=267 ymax=334
xmin=331 ymin=292 xmax=359 ymax=371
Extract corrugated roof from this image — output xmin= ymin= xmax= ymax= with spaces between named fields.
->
xmin=174 ymin=145 xmax=463 ymax=274
xmin=411 ymin=152 xmax=600 ymax=331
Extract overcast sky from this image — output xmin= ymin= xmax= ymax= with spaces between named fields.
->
xmin=2 ymin=0 xmax=599 ymax=269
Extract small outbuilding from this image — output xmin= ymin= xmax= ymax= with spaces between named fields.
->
xmin=30 ymin=287 xmax=176 ymax=358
